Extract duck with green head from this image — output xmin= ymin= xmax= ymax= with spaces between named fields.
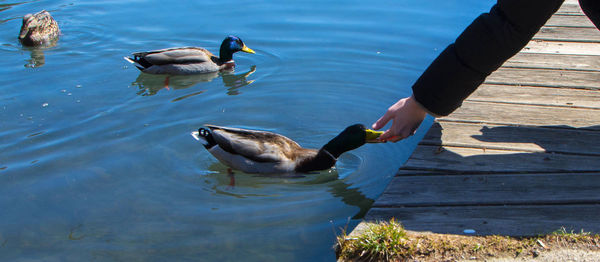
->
xmin=124 ymin=35 xmax=255 ymax=75
xmin=191 ymin=124 xmax=384 ymax=174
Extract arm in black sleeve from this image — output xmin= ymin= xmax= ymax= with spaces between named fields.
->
xmin=411 ymin=0 xmax=564 ymax=116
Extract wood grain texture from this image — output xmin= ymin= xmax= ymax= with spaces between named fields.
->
xmin=522 ymin=41 xmax=600 ymax=55
xmin=485 ymin=67 xmax=600 ymax=89
xmin=546 ymin=14 xmax=597 ymax=28
xmin=534 ymin=27 xmax=600 ymax=43
xmin=556 ymin=3 xmax=583 ymax=15
xmin=375 ymin=173 xmax=600 ymax=207
xmin=503 ymin=53 xmax=600 ymax=71
xmin=422 ymin=122 xmax=600 ymax=155
xmin=443 ymin=101 xmax=600 ymax=129
xmin=469 ymin=84 xmax=600 ymax=109
xmin=403 ymin=144 xmax=600 ymax=173
xmin=364 ymin=205 xmax=600 ymax=236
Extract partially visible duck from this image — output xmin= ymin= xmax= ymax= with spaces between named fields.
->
xmin=124 ymin=35 xmax=255 ymax=75
xmin=191 ymin=124 xmax=384 ymax=174
xmin=18 ymin=10 xmax=60 ymax=46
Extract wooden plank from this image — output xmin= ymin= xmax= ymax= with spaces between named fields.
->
xmin=485 ymin=67 xmax=600 ymax=89
xmin=468 ymin=84 xmax=600 ymax=109
xmin=375 ymin=173 xmax=600 ymax=207
xmin=404 ymin=144 xmax=600 ymax=173
xmin=503 ymin=53 xmax=600 ymax=71
xmin=546 ymin=14 xmax=597 ymax=28
xmin=444 ymin=101 xmax=600 ymax=129
xmin=534 ymin=27 xmax=600 ymax=43
xmin=522 ymin=41 xmax=600 ymax=55
xmin=422 ymin=122 xmax=600 ymax=155
xmin=556 ymin=3 xmax=583 ymax=15
xmin=364 ymin=205 xmax=600 ymax=236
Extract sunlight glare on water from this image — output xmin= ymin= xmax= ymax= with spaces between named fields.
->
xmin=0 ymin=0 xmax=493 ymax=261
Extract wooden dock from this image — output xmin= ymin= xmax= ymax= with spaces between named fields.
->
xmin=356 ymin=0 xmax=600 ymax=236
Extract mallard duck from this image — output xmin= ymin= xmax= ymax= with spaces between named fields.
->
xmin=18 ymin=10 xmax=60 ymax=46
xmin=124 ymin=35 xmax=255 ymax=75
xmin=191 ymin=124 xmax=384 ymax=174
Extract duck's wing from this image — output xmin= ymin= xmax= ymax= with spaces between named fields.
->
xmin=133 ymin=47 xmax=214 ymax=65
xmin=206 ymin=125 xmax=305 ymax=163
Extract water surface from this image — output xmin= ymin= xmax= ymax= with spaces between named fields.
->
xmin=1 ymin=0 xmax=492 ymax=261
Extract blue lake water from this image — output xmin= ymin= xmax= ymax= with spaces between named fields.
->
xmin=1 ymin=0 xmax=493 ymax=261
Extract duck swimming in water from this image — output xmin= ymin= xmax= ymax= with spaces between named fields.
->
xmin=191 ymin=124 xmax=384 ymax=174
xmin=124 ymin=35 xmax=255 ymax=75
xmin=18 ymin=10 xmax=60 ymax=46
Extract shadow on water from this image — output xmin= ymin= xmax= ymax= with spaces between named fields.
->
xmin=131 ymin=65 xmax=257 ymax=97
xmin=206 ymin=161 xmax=375 ymax=219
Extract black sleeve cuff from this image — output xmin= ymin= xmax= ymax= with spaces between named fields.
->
xmin=411 ymin=44 xmax=487 ymax=116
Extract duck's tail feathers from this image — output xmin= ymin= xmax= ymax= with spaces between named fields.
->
xmin=123 ymin=56 xmax=145 ymax=71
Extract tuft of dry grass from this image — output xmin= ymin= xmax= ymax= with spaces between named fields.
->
xmin=335 ymin=222 xmax=600 ymax=261
xmin=335 ymin=219 xmax=413 ymax=261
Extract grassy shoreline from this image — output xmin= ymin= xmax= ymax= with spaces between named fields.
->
xmin=335 ymin=219 xmax=600 ymax=261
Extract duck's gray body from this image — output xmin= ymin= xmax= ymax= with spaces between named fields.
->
xmin=125 ymin=47 xmax=232 ymax=75
xmin=192 ymin=125 xmax=320 ymax=174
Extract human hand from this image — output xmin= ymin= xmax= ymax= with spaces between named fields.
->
xmin=371 ymin=95 xmax=427 ymax=142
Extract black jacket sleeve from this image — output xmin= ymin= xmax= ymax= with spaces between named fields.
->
xmin=411 ymin=0 xmax=565 ymax=116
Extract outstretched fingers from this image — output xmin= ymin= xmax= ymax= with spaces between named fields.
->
xmin=371 ymin=95 xmax=427 ymax=143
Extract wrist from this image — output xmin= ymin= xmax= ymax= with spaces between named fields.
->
xmin=409 ymin=94 xmax=438 ymax=118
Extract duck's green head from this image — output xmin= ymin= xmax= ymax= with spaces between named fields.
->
xmin=219 ymin=35 xmax=255 ymax=61
xmin=322 ymin=124 xmax=384 ymax=158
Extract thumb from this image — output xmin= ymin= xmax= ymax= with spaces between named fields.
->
xmin=378 ymin=129 xmax=393 ymax=141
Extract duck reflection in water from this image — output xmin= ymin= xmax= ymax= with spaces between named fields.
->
xmin=132 ymin=65 xmax=256 ymax=96
xmin=207 ymin=163 xmax=374 ymax=219
xmin=23 ymin=46 xmax=50 ymax=68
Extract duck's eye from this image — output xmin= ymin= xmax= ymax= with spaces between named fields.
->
xmin=229 ymin=41 xmax=240 ymax=50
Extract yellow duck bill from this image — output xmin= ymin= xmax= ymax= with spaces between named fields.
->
xmin=365 ymin=129 xmax=384 ymax=143
xmin=241 ymin=45 xmax=255 ymax=54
